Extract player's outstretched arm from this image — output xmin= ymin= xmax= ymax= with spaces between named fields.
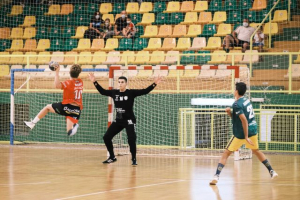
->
xmin=88 ymin=73 xmax=113 ymax=97
xmin=54 ymin=64 xmax=61 ymax=89
xmin=132 ymin=75 xmax=162 ymax=97
xmin=239 ymin=114 xmax=254 ymax=146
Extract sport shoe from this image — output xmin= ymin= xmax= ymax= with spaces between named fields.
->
xmin=103 ymin=157 xmax=117 ymax=164
xmin=132 ymin=159 xmax=138 ymax=166
xmin=68 ymin=123 xmax=79 ymax=137
xmin=24 ymin=120 xmax=36 ymax=129
xmin=209 ymin=175 xmax=219 ymax=185
xmin=270 ymin=170 xmax=278 ymax=179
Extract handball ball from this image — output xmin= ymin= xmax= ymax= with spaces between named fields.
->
xmin=49 ymin=61 xmax=59 ymax=71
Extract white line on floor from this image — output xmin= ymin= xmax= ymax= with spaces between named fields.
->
xmin=0 ymin=182 xmax=51 ymax=187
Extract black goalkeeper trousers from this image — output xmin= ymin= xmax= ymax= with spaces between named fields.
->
xmin=103 ymin=121 xmax=137 ymax=159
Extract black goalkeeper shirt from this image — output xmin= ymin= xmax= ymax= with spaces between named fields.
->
xmin=93 ymin=81 xmax=156 ymax=122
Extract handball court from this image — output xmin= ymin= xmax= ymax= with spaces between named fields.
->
xmin=0 ymin=145 xmax=299 ymax=200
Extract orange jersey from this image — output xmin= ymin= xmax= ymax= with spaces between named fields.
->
xmin=61 ymin=79 xmax=83 ymax=110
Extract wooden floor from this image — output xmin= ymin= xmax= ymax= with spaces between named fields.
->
xmin=0 ymin=145 xmax=300 ymax=200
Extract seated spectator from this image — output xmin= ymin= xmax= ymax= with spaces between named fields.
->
xmin=253 ymin=26 xmax=264 ymax=53
xmin=90 ymin=11 xmax=104 ymax=36
xmin=223 ymin=19 xmax=255 ymax=53
xmin=114 ymin=10 xmax=128 ymax=36
xmin=101 ymin=18 xmax=114 ymax=39
xmin=122 ymin=17 xmax=136 ymax=38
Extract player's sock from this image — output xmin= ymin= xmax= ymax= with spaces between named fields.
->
xmin=215 ymin=163 xmax=225 ymax=176
xmin=32 ymin=116 xmax=40 ymax=124
xmin=262 ymin=159 xmax=273 ymax=172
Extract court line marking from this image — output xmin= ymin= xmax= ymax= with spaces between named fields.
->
xmin=55 ymin=180 xmax=186 ymax=200
xmin=0 ymin=182 xmax=51 ymax=187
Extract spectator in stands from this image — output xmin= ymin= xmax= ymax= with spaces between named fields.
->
xmin=223 ymin=19 xmax=255 ymax=53
xmin=114 ymin=11 xmax=128 ymax=36
xmin=253 ymin=26 xmax=264 ymax=53
xmin=90 ymin=11 xmax=104 ymax=36
xmin=122 ymin=16 xmax=136 ymax=38
xmin=101 ymin=18 xmax=115 ymax=39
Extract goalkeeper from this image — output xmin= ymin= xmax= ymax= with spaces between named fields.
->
xmin=88 ymin=73 xmax=162 ymax=166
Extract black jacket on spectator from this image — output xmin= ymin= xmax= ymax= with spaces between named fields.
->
xmin=115 ymin=17 xmax=128 ymax=32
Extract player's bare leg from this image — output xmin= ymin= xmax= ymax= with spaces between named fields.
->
xmin=252 ymin=149 xmax=278 ymax=179
xmin=66 ymin=118 xmax=79 ymax=137
xmin=24 ymin=104 xmax=55 ymax=129
xmin=210 ymin=149 xmax=232 ymax=185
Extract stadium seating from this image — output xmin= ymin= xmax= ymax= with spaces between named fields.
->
xmin=51 ymin=52 xmax=64 ymax=63
xmin=148 ymin=51 xmax=165 ymax=65
xmin=115 ymin=38 xmax=133 ymax=51
xmin=188 ymin=37 xmax=206 ymax=51
xmin=224 ymin=0 xmax=237 ymax=11
xmin=91 ymin=51 xmax=107 ymax=64
xmin=164 ymin=2 xmax=180 ymax=13
xmin=6 ymin=39 xmax=23 ymax=52
xmin=140 ymin=25 xmax=158 ymax=38
xmin=22 ymin=27 xmax=36 ymax=39
xmin=152 ymin=2 xmax=166 ymax=13
xmin=90 ymin=39 xmax=105 ymax=51
xmin=144 ymin=38 xmax=162 ymax=51
xmin=199 ymin=24 xmax=217 ymax=37
xmin=161 ymin=51 xmax=179 ymax=65
xmin=126 ymin=2 xmax=139 ymax=14
xmin=22 ymin=39 xmax=37 ymax=51
xmin=138 ymin=2 xmax=153 ymax=14
xmin=168 ymin=69 xmax=184 ymax=78
xmin=132 ymin=51 xmax=150 ymax=65
xmin=158 ymin=38 xmax=176 ymax=51
xmin=240 ymin=50 xmax=259 ymax=64
xmin=156 ymin=25 xmax=173 ymax=38
xmin=103 ymin=51 xmax=121 ymax=65
xmin=102 ymin=38 xmax=119 ymax=51
xmin=208 ymin=0 xmax=222 ymax=12
xmin=71 ymin=26 xmax=89 ymax=39
xmin=272 ymin=10 xmax=288 ymax=23
xmin=227 ymin=11 xmax=241 ymax=24
xmin=110 ymin=3 xmax=125 ymax=14
xmin=19 ymin=16 xmax=36 ymax=27
xmin=60 ymin=4 xmax=73 ymax=15
xmin=61 ymin=52 xmax=78 ymax=65
xmin=180 ymin=51 xmax=195 ymax=65
xmin=239 ymin=0 xmax=253 ymax=10
xmin=284 ymin=65 xmax=300 ymax=78
xmin=100 ymin=3 xmax=113 ymax=14
xmin=9 ymin=28 xmax=23 ymax=39
xmin=170 ymin=13 xmax=184 ymax=24
xmin=174 ymin=38 xmax=191 ymax=51
xmin=0 ymin=65 xmax=9 ymax=77
xmin=117 ymin=51 xmax=135 ymax=65
xmin=210 ymin=11 xmax=227 ymax=24
xmin=294 ymin=52 xmax=300 ymax=64
xmin=32 ymin=52 xmax=51 ymax=65
xmin=250 ymin=0 xmax=267 ymax=11
xmin=180 ymin=1 xmax=194 ymax=12
xmin=132 ymin=38 xmax=148 ymax=51
xmin=73 ymin=39 xmax=91 ymax=51
xmin=172 ymin=25 xmax=187 ymax=37
xmin=0 ymin=28 xmax=11 ymax=39
xmin=137 ymin=13 xmax=155 ymax=25
xmin=36 ymin=39 xmax=50 ymax=52
xmin=153 ymin=13 xmax=169 ymax=25
xmin=197 ymin=12 xmax=212 ymax=24
xmin=78 ymin=51 xmax=92 ymax=64
xmin=264 ymin=23 xmax=279 ymax=35
xmin=185 ymin=25 xmax=202 ymax=37
xmin=45 ymin=5 xmax=60 ymax=15
xmin=22 ymin=52 xmax=37 ymax=65
xmin=0 ymin=40 xmax=11 ymax=51
xmin=0 ymin=52 xmax=10 ymax=64
xmin=224 ymin=50 xmax=243 ymax=64
xmin=214 ymin=24 xmax=232 ymax=37
xmin=181 ymin=12 xmax=198 ymax=25
xmin=202 ymin=37 xmax=221 ymax=50
xmin=8 ymin=5 xmax=23 ymax=16
xmin=182 ymin=69 xmax=199 ymax=77
xmin=207 ymin=50 xmax=226 ymax=64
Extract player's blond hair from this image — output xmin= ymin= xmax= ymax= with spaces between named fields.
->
xmin=70 ymin=64 xmax=82 ymax=78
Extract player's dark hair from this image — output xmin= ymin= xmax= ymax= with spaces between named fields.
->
xmin=236 ymin=82 xmax=247 ymax=96
xmin=70 ymin=64 xmax=82 ymax=78
xmin=118 ymin=76 xmax=127 ymax=83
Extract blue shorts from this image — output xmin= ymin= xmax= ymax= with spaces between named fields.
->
xmin=253 ymin=43 xmax=264 ymax=46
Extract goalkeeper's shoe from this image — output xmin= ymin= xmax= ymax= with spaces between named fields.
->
xmin=103 ymin=157 xmax=117 ymax=164
xmin=209 ymin=175 xmax=219 ymax=185
xmin=24 ymin=120 xmax=36 ymax=129
xmin=68 ymin=124 xmax=79 ymax=137
xmin=270 ymin=170 xmax=278 ymax=179
xmin=132 ymin=159 xmax=138 ymax=166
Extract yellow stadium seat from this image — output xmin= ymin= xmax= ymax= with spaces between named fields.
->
xmin=185 ymin=24 xmax=202 ymax=37
xmin=103 ymin=51 xmax=121 ymax=65
xmin=73 ymin=39 xmax=91 ymax=51
xmin=50 ymin=52 xmax=64 ymax=63
xmin=78 ymin=52 xmax=92 ymax=64
xmin=71 ymin=26 xmax=89 ymax=39
xmin=136 ymin=69 xmax=153 ymax=77
xmin=132 ymin=51 xmax=150 ymax=65
xmin=118 ymin=51 xmax=135 ymax=65
xmin=9 ymin=28 xmax=23 ymax=39
xmin=21 ymin=52 xmax=37 ymax=65
xmin=6 ymin=39 xmax=23 ymax=52
xmin=138 ymin=2 xmax=153 ymax=13
xmin=197 ymin=12 xmax=212 ymax=24
xmin=167 ymin=69 xmax=184 ymax=78
xmin=144 ymin=38 xmax=162 ymax=51
xmin=140 ymin=25 xmax=158 ymax=38
xmin=22 ymin=27 xmax=36 ymax=39
xmin=60 ymin=4 xmax=73 ymax=15
xmin=194 ymin=1 xmax=208 ymax=12
xmin=90 ymin=39 xmax=105 ymax=51
xmin=174 ymin=38 xmax=191 ymax=51
xmin=102 ymin=38 xmax=118 ymax=51
xmin=294 ymin=51 xmax=300 ymax=64
xmin=45 ymin=5 xmax=61 ymax=15
xmin=249 ymin=23 xmax=260 ymax=29
xmin=182 ymin=70 xmax=199 ymax=78
xmin=223 ymin=50 xmax=243 ymax=64
xmin=264 ymin=23 xmax=278 ymax=35
xmin=8 ymin=5 xmax=23 ymax=16
xmin=137 ymin=13 xmax=155 ymax=26
xmin=164 ymin=1 xmax=180 ymax=13
xmin=36 ymin=39 xmax=50 ymax=52
xmin=250 ymin=0 xmax=267 ymax=11
xmin=0 ymin=28 xmax=11 ymax=39
xmin=0 ymin=52 xmax=10 ymax=64
xmin=240 ymin=50 xmax=259 ymax=64
xmin=61 ymin=52 xmax=78 ymax=65
xmin=94 ymin=65 xmax=108 ymax=78
xmin=214 ymin=24 xmax=231 ymax=37
xmin=156 ymin=25 xmax=173 ymax=38
xmin=207 ymin=50 xmax=226 ymax=64
xmin=102 ymin=14 xmax=115 ymax=24
xmin=152 ymin=69 xmax=169 ymax=77
xmin=22 ymin=39 xmax=37 ymax=51
xmin=9 ymin=52 xmax=24 ymax=64
xmin=158 ymin=38 xmax=176 ymax=51
xmin=172 ymin=25 xmax=187 ymax=37
xmin=188 ymin=37 xmax=206 ymax=51
xmin=209 ymin=11 xmax=226 ymax=24
xmin=215 ymin=67 xmax=232 ymax=79
xmin=181 ymin=12 xmax=198 ymax=25
xmin=202 ymin=37 xmax=221 ymax=50
xmin=180 ymin=1 xmax=194 ymax=12
xmin=284 ymin=64 xmax=300 ymax=78
xmin=19 ymin=16 xmax=36 ymax=27
xmin=161 ymin=51 xmax=180 ymax=65
xmin=100 ymin=3 xmax=112 ymax=14
xmin=32 ymin=52 xmax=51 ymax=64
xmin=272 ymin=10 xmax=288 ymax=23
xmin=10 ymin=65 xmax=24 ymax=79
xmin=126 ymin=2 xmax=139 ymax=14
xmin=148 ymin=51 xmax=165 ymax=65
xmin=91 ymin=51 xmax=107 ymax=64
xmin=0 ymin=65 xmax=9 ymax=77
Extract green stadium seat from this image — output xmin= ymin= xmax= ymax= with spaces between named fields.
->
xmin=180 ymin=51 xmax=195 ymax=65
xmin=170 ymin=13 xmax=184 ymax=25
xmin=130 ymin=13 xmax=142 ymax=25
xmin=48 ymin=39 xmax=64 ymax=51
xmin=195 ymin=50 xmax=211 ymax=64
xmin=0 ymin=5 xmax=11 ymax=15
xmin=49 ymin=27 xmax=61 ymax=39
xmin=239 ymin=0 xmax=252 ymax=10
xmin=74 ymin=4 xmax=86 ymax=15
xmin=61 ymin=15 xmax=75 ymax=26
xmin=282 ymin=0 xmax=297 ymax=10
xmin=110 ymin=3 xmax=125 ymax=14
xmin=226 ymin=11 xmax=241 ymax=24
xmin=132 ymin=38 xmax=148 ymax=51
xmin=244 ymin=11 xmax=257 ymax=23
xmin=62 ymin=39 xmax=78 ymax=51
xmin=152 ymin=13 xmax=169 ymax=25
xmin=0 ymin=40 xmax=11 ymax=52
xmin=224 ymin=0 xmax=237 ymax=11
xmin=23 ymin=5 xmax=36 ymax=16
xmin=87 ymin=3 xmax=98 ymax=14
xmin=152 ymin=2 xmax=166 ymax=13
xmin=208 ymin=0 xmax=222 ymax=12
xmin=0 ymin=16 xmax=10 ymax=27
xmin=35 ymin=27 xmax=49 ymax=39
xmin=115 ymin=38 xmax=133 ymax=51
xmin=48 ymin=16 xmax=61 ymax=27
xmin=6 ymin=16 xmax=23 ymax=27
xmin=75 ymin=14 xmax=90 ymax=26
xmin=61 ymin=26 xmax=75 ymax=39
xmin=135 ymin=26 xmax=144 ymax=37
xmin=257 ymin=10 xmax=269 ymax=22
xmin=35 ymin=16 xmax=49 ymax=27
xmin=199 ymin=24 xmax=216 ymax=37
xmin=34 ymin=5 xmax=49 ymax=16
xmin=267 ymin=0 xmax=282 ymax=10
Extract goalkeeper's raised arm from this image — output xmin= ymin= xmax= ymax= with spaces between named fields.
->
xmin=88 ymin=72 xmax=113 ymax=96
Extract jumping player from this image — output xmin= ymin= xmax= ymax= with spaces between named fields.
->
xmin=24 ymin=64 xmax=83 ymax=137
xmin=210 ymin=82 xmax=278 ymax=185
xmin=88 ymin=73 xmax=162 ymax=166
